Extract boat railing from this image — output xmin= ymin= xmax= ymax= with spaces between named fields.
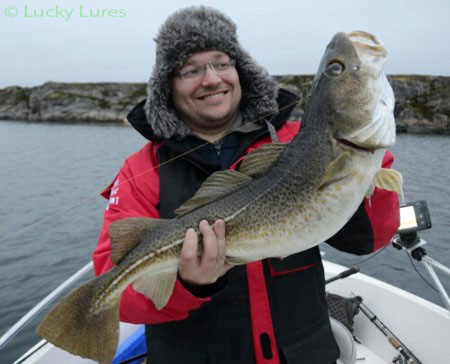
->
xmin=0 ymin=261 xmax=93 ymax=351
xmin=393 ymin=236 xmax=450 ymax=314
xmin=422 ymin=254 xmax=450 ymax=312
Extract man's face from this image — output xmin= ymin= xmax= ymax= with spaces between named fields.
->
xmin=171 ymin=50 xmax=242 ymax=139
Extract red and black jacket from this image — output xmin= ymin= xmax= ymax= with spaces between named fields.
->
xmin=93 ymin=89 xmax=400 ymax=364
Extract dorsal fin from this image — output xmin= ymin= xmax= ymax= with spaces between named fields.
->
xmin=239 ymin=143 xmax=287 ymax=177
xmin=175 ymin=170 xmax=253 ymax=217
xmin=109 ymin=218 xmax=160 ymax=264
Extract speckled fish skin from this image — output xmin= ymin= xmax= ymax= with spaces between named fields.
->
xmin=37 ymin=31 xmax=397 ymax=363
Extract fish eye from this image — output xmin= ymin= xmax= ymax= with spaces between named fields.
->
xmin=326 ymin=61 xmax=345 ymax=76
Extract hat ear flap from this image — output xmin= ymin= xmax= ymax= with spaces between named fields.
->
xmin=144 ymin=62 xmax=191 ymax=141
xmin=236 ymin=50 xmax=279 ymax=124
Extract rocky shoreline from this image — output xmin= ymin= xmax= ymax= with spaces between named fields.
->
xmin=1 ymin=75 xmax=449 ymax=134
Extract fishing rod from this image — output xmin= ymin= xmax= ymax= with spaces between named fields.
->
xmin=325 ymin=267 xmax=422 ymax=364
xmin=325 ymin=267 xmax=423 ymax=364
xmin=357 ymin=299 xmax=423 ymax=364
xmin=325 ymin=266 xmax=360 ymax=284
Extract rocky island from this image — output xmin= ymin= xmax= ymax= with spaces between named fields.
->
xmin=0 ymin=75 xmax=449 ymax=134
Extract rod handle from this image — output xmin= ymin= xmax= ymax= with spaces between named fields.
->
xmin=325 ymin=266 xmax=360 ymax=285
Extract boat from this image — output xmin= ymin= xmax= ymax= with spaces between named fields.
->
xmin=324 ymin=259 xmax=450 ymax=364
xmin=3 ymin=201 xmax=450 ymax=364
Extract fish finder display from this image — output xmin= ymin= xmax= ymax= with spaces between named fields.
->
xmin=397 ymin=200 xmax=432 ymax=234
xmin=399 ymin=206 xmax=418 ymax=230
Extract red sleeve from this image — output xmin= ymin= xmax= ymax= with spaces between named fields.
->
xmin=364 ymin=150 xmax=401 ymax=251
xmin=92 ymin=143 xmax=210 ymax=324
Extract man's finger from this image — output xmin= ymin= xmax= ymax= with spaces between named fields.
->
xmin=180 ymin=228 xmax=199 ymax=269
xmin=213 ymin=219 xmax=226 ymax=262
xmin=199 ymin=220 xmax=218 ymax=266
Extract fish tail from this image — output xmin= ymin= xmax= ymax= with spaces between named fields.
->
xmin=37 ymin=277 xmax=120 ymax=364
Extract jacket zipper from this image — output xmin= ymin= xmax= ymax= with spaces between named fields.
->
xmin=215 ymin=142 xmax=222 ymax=157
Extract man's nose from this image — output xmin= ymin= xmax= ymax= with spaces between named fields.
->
xmin=200 ymin=66 xmax=222 ymax=87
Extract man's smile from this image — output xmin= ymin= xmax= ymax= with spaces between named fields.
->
xmin=196 ymin=90 xmax=229 ymax=100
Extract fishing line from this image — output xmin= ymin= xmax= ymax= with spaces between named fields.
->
xmin=349 ymin=240 xmax=440 ymax=294
xmin=353 ymin=243 xmax=390 ymax=266
xmin=0 ymin=96 xmax=304 ymax=243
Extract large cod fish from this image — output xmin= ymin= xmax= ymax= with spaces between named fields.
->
xmin=38 ymin=31 xmax=403 ymax=363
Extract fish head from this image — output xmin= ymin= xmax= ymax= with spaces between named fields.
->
xmin=310 ymin=31 xmax=395 ymax=152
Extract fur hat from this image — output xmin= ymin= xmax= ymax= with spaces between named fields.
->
xmin=144 ymin=6 xmax=279 ymax=140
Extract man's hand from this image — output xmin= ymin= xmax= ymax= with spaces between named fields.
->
xmin=178 ymin=219 xmax=233 ymax=285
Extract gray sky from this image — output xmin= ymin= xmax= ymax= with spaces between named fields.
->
xmin=0 ymin=0 xmax=449 ymax=88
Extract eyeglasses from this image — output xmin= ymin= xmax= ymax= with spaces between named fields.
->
xmin=174 ymin=59 xmax=236 ymax=81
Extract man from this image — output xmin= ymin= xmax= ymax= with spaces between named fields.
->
xmin=93 ymin=6 xmax=400 ymax=364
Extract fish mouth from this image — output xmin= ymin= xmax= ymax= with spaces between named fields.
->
xmin=336 ymin=138 xmax=375 ymax=153
xmin=347 ymin=31 xmax=387 ymax=56
xmin=346 ymin=31 xmax=387 ymax=70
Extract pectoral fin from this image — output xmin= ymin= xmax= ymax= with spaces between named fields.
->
xmin=319 ymin=152 xmax=352 ymax=189
xmin=366 ymin=168 xmax=404 ymax=201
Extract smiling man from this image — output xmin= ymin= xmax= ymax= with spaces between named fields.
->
xmin=171 ymin=51 xmax=242 ymax=141
xmin=93 ymin=6 xmax=400 ymax=364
